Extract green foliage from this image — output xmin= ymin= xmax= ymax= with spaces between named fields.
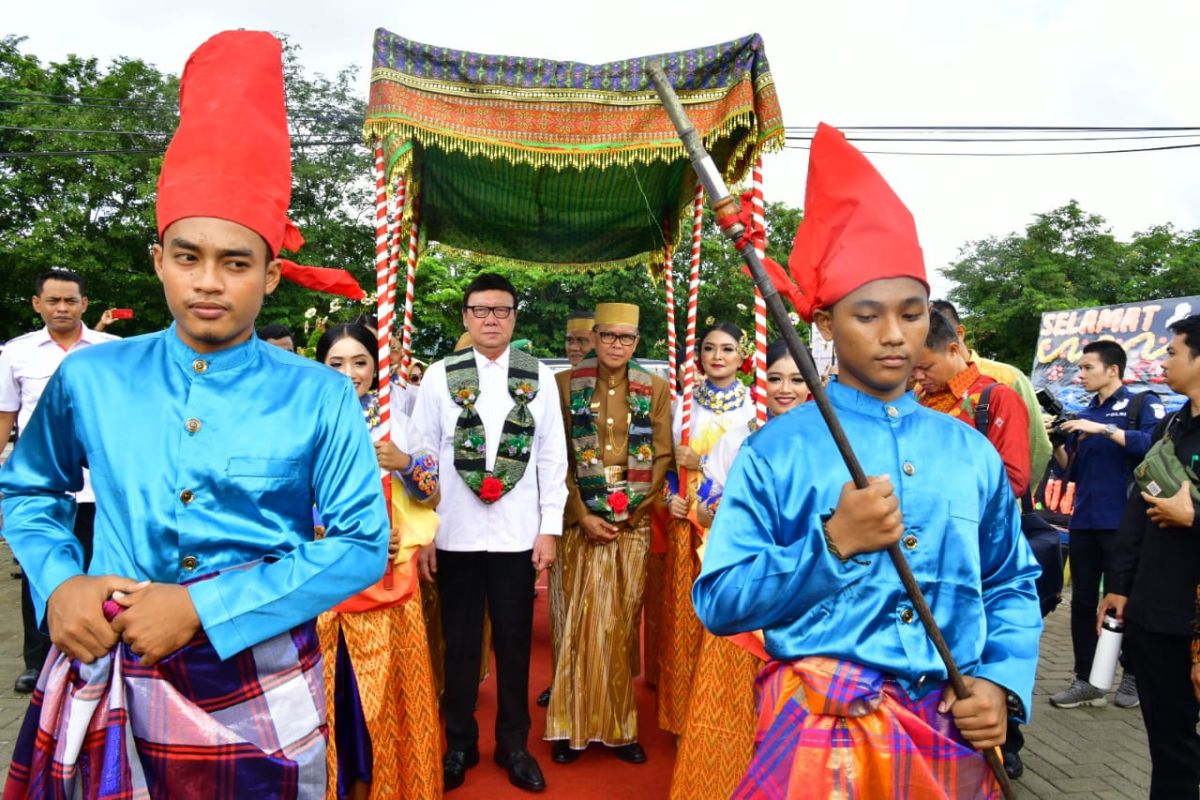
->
xmin=260 ymin=39 xmax=373 ymax=332
xmin=0 ymin=35 xmax=372 ymax=343
xmin=1 ymin=35 xmax=804 ymax=361
xmin=0 ymin=35 xmax=177 ymax=339
xmin=942 ymin=200 xmax=1200 ymax=370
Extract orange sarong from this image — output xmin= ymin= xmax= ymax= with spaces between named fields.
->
xmin=733 ymin=657 xmax=999 ymax=800
xmin=319 ymin=586 xmax=442 ymax=800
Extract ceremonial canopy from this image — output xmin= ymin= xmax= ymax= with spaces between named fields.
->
xmin=364 ymin=30 xmax=784 ymax=271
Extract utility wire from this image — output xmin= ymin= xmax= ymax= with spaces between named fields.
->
xmin=0 ymin=140 xmax=363 ymax=158
xmin=784 ymin=133 xmax=1200 ymax=143
xmin=5 ymin=95 xmax=1198 ymax=133
xmin=7 ymin=125 xmax=1199 ymax=143
xmin=782 ymin=142 xmax=1200 ymax=156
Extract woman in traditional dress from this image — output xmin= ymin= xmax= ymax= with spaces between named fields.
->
xmin=659 ymin=321 xmax=758 ymax=734
xmin=669 ymin=339 xmax=810 ymax=800
xmin=315 ymin=323 xmax=442 ymax=800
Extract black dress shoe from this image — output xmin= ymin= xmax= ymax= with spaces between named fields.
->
xmin=494 ymin=749 xmax=546 ymax=792
xmin=1002 ymin=750 xmax=1024 ymax=780
xmin=442 ymin=748 xmax=480 ymax=792
xmin=550 ymin=740 xmax=581 ymax=764
xmin=611 ymin=742 xmax=647 ymax=764
xmin=536 ymin=686 xmax=552 ymax=707
xmin=13 ymin=668 xmax=38 ymax=694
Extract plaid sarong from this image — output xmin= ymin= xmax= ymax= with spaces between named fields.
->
xmin=4 ymin=621 xmax=326 ymax=799
xmin=733 ymin=657 xmax=999 ymax=800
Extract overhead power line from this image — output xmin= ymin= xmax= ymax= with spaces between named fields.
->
xmin=0 ymin=139 xmax=362 ymax=159
xmin=5 ymin=94 xmax=1200 ymax=158
xmin=783 ymin=142 xmax=1200 ymax=157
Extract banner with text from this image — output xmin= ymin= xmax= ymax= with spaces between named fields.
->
xmin=1031 ymin=295 xmax=1196 ymax=412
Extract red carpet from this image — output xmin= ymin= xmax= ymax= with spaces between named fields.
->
xmin=451 ymin=580 xmax=678 ymax=799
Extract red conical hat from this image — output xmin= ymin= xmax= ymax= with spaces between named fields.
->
xmin=156 ymin=30 xmax=303 ymax=255
xmin=789 ymin=123 xmax=928 ymax=321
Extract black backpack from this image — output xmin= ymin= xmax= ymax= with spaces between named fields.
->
xmin=971 ymin=383 xmax=1062 ymax=617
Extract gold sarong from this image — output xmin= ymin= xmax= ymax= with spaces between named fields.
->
xmin=669 ymin=631 xmax=761 ymax=800
xmin=319 ymin=585 xmax=442 ymax=800
xmin=544 ymin=517 xmax=651 ymax=747
xmin=643 ymin=551 xmax=665 ymax=686
xmin=658 ymin=513 xmax=704 ymax=734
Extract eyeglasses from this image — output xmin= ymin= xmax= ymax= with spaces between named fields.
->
xmin=597 ymin=331 xmax=638 ymax=346
xmin=465 ymin=305 xmax=515 ymax=319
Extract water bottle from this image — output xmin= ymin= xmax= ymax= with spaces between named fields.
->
xmin=1088 ymin=610 xmax=1124 ymax=691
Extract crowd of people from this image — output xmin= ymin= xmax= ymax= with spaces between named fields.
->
xmin=0 ymin=29 xmax=1198 ymax=800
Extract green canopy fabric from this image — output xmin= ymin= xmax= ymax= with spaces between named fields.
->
xmin=365 ymin=30 xmax=784 ymax=272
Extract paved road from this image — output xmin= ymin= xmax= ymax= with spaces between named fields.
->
xmin=0 ymin=539 xmax=1157 ymax=797
xmin=1019 ymin=593 xmax=1153 ymax=799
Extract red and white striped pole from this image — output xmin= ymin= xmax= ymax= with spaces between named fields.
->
xmin=388 ymin=175 xmax=407 ymax=387
xmin=751 ymin=158 xmax=769 ymax=426
xmin=400 ymin=199 xmax=420 ymax=385
xmin=373 ymin=139 xmax=396 ymax=587
xmin=680 ymin=182 xmax=703 ymax=479
xmin=372 ymin=141 xmax=395 ymax=482
xmin=664 ymin=251 xmax=679 ymax=406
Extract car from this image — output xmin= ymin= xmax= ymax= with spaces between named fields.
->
xmin=541 ymin=357 xmax=673 ymax=384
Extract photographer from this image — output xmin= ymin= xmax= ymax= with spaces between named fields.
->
xmin=1048 ymin=340 xmax=1164 ymax=710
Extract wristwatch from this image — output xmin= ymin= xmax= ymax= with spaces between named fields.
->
xmin=1104 ymin=423 xmax=1118 ymax=438
xmin=1006 ymin=690 xmax=1026 ymax=720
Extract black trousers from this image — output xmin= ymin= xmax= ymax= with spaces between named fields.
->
xmin=1124 ymin=622 xmax=1200 ymax=799
xmin=437 ymin=549 xmax=535 ymax=755
xmin=1067 ymin=528 xmax=1116 ymax=680
xmin=21 ymin=502 xmax=95 ymax=671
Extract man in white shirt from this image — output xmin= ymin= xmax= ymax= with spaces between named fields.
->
xmin=0 ymin=268 xmax=118 ymax=692
xmin=412 ymin=273 xmax=567 ymax=794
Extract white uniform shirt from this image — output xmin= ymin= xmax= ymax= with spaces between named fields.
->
xmin=0 ymin=324 xmax=119 ymax=502
xmin=409 ymin=347 xmax=567 ymax=552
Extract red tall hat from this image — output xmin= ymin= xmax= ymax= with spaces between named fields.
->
xmin=156 ymin=31 xmax=304 ymax=255
xmin=788 ymin=123 xmax=928 ymax=322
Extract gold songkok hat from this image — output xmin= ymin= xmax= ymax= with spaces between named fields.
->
xmin=594 ymin=302 xmax=639 ymax=327
xmin=454 ymin=332 xmax=473 ymax=351
xmin=566 ymin=315 xmax=594 ymax=335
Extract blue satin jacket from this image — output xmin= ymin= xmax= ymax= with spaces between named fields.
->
xmin=0 ymin=326 xmax=390 ymax=660
xmin=693 ymin=380 xmax=1043 ymax=717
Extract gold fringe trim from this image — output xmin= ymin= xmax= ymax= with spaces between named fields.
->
xmin=423 ymin=240 xmax=668 ymax=276
xmin=370 ymin=66 xmax=768 ymax=107
xmin=363 ymin=111 xmax=783 ymax=183
xmin=364 ymin=95 xmax=785 ymax=274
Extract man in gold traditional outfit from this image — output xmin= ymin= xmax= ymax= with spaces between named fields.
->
xmin=544 ymin=302 xmax=673 ymax=764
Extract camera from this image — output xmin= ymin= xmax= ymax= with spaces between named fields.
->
xmin=1036 ymin=388 xmax=1076 ymax=447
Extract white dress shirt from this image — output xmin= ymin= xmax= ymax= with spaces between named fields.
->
xmin=409 ymin=347 xmax=568 ymax=552
xmin=0 ymin=324 xmax=119 ymax=503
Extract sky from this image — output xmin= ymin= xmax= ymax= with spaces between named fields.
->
xmin=10 ymin=0 xmax=1200 ymax=300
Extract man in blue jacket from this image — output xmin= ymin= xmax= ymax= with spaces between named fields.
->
xmin=1050 ymin=340 xmax=1164 ymax=710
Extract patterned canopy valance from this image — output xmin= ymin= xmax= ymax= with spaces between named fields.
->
xmin=364 ymin=30 xmax=784 ymax=271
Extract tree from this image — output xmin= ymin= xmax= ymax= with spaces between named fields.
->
xmin=1 ymin=35 xmax=806 ymax=363
xmin=0 ymin=35 xmax=374 ymax=342
xmin=0 ymin=35 xmax=178 ymax=340
xmin=941 ymin=200 xmax=1200 ymax=369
